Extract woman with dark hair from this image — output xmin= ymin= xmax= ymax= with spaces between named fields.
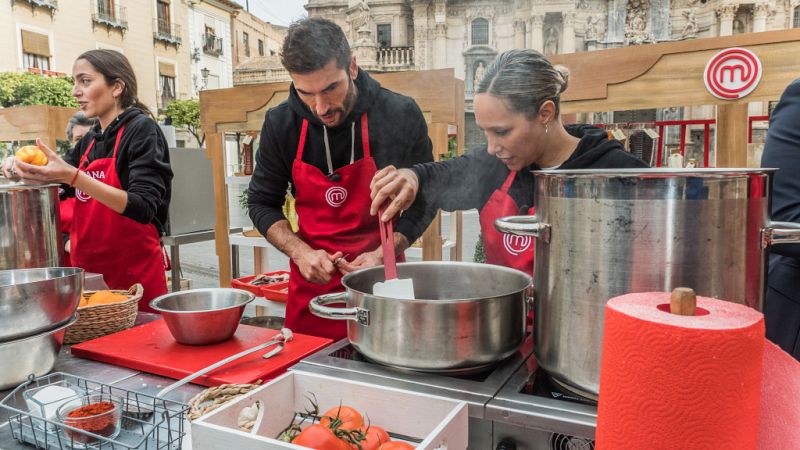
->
xmin=2 ymin=49 xmax=173 ymax=312
xmin=369 ymin=49 xmax=647 ymax=272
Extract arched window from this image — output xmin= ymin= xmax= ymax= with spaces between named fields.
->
xmin=472 ymin=18 xmax=489 ymax=45
xmin=794 ymin=6 xmax=800 ymax=28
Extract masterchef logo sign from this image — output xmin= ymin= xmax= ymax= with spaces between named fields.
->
xmin=325 ymin=186 xmax=348 ymax=207
xmin=503 ymin=233 xmax=532 ymax=256
xmin=703 ymin=48 xmax=762 ymax=100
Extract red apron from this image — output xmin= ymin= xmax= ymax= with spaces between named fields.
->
xmin=478 ymin=170 xmax=535 ymax=273
xmin=70 ymin=126 xmax=167 ymax=313
xmin=59 ymin=197 xmax=74 ymax=266
xmin=287 ymin=114 xmax=390 ymax=340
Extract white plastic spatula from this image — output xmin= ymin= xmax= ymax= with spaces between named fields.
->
xmin=372 ymin=206 xmax=415 ymax=299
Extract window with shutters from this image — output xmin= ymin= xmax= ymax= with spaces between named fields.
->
xmin=154 ymin=0 xmax=181 ymax=46
xmin=377 ymin=24 xmax=391 ymax=48
xmin=794 ymin=6 xmax=800 ymax=28
xmin=157 ymin=0 xmax=170 ymax=35
xmin=471 ymin=18 xmax=489 ymax=46
xmin=203 ymin=25 xmax=223 ymax=56
xmin=258 ymin=39 xmax=264 ymax=56
xmin=158 ymin=62 xmax=176 ymax=109
xmin=21 ymin=30 xmax=51 ymax=71
xmin=92 ymin=0 xmax=128 ymax=31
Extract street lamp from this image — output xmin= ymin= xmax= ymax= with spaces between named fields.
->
xmin=201 ymin=67 xmax=210 ymax=89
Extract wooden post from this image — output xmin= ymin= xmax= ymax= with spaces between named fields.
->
xmin=715 ymin=103 xmax=749 ymax=167
xmin=206 ymin=132 xmax=232 ymax=287
xmin=422 ymin=122 xmax=449 ymax=262
xmin=453 ymin=80 xmax=465 ymax=262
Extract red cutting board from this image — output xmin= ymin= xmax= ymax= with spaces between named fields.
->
xmin=70 ymin=320 xmax=332 ymax=387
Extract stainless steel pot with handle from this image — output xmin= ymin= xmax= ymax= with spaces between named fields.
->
xmin=309 ymin=262 xmax=531 ymax=373
xmin=495 ymin=168 xmax=800 ymax=398
xmin=0 ymin=180 xmax=64 ymax=270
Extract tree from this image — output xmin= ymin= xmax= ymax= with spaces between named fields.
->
xmin=163 ymin=98 xmax=204 ymax=147
xmin=0 ymin=72 xmax=77 ymax=108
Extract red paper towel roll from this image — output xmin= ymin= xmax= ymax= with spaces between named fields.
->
xmin=758 ymin=341 xmax=800 ymax=450
xmin=595 ymin=292 xmax=765 ymax=450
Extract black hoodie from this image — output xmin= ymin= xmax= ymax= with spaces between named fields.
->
xmin=412 ymin=124 xmax=648 ymax=214
xmin=64 ymin=108 xmax=173 ymax=235
xmin=248 ymin=69 xmax=435 ymax=242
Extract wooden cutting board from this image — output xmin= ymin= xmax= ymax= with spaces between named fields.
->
xmin=70 ymin=320 xmax=332 ymax=387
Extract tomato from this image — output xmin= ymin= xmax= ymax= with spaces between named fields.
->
xmin=320 ymin=406 xmax=364 ymax=431
xmin=379 ymin=442 xmax=415 ymax=450
xmin=15 ymin=146 xmax=48 ymax=166
xmin=293 ymin=424 xmax=350 ymax=450
xmin=354 ymin=425 xmax=390 ymax=450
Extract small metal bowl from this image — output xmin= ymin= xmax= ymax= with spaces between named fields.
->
xmin=149 ymin=288 xmax=255 ymax=345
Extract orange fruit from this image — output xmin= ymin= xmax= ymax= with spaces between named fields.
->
xmin=87 ymin=291 xmax=127 ymax=306
xmin=15 ymin=146 xmax=48 ymax=166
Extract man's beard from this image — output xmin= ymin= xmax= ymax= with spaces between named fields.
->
xmin=315 ymin=77 xmax=357 ymax=127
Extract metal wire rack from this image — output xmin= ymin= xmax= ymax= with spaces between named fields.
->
xmin=0 ymin=372 xmax=188 ymax=449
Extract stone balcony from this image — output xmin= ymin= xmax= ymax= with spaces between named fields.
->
xmin=233 ymin=48 xmax=417 ymax=86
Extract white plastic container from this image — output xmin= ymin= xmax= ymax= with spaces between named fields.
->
xmin=192 ymin=371 xmax=468 ymax=450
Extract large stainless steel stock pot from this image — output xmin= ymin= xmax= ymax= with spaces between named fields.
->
xmin=495 ymin=168 xmax=800 ymax=397
xmin=309 ymin=262 xmax=531 ymax=373
xmin=0 ymin=180 xmax=64 ymax=270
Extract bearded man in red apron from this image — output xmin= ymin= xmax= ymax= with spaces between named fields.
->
xmin=247 ymin=18 xmax=435 ymax=340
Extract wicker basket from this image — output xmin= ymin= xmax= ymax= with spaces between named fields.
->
xmin=64 ymin=284 xmax=143 ymax=344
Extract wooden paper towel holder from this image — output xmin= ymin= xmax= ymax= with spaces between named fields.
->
xmin=670 ymin=287 xmax=697 ymax=316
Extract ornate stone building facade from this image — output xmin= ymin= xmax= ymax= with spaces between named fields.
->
xmin=284 ymin=1 xmax=800 ymax=145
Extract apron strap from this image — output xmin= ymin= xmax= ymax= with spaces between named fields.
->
xmin=78 ymin=139 xmax=96 ymax=170
xmin=296 ymin=119 xmax=309 ymax=161
xmin=361 ymin=113 xmax=370 ymax=159
xmin=500 ymin=170 xmax=517 ymax=193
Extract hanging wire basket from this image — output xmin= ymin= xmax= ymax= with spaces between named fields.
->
xmin=0 ymin=372 xmax=188 ymax=449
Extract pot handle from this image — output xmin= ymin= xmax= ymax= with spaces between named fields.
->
xmin=762 ymin=221 xmax=800 ymax=248
xmin=308 ymin=292 xmax=370 ymax=326
xmin=526 ymin=284 xmax=535 ymax=314
xmin=494 ymin=216 xmax=551 ymax=243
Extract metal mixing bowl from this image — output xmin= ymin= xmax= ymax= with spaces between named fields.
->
xmin=149 ymin=288 xmax=255 ymax=345
xmin=0 ymin=268 xmax=83 ymax=342
xmin=0 ymin=315 xmax=77 ymax=390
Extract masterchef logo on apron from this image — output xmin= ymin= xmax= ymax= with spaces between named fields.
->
xmin=75 ymin=170 xmax=107 ymax=202
xmin=503 ymin=233 xmax=532 ymax=256
xmin=325 ymin=186 xmax=348 ymax=207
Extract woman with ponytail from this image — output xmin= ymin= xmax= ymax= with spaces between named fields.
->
xmin=2 ymin=49 xmax=173 ymax=312
xmin=368 ymin=49 xmax=647 ymax=273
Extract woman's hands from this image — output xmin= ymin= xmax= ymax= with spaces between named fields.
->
xmin=2 ymin=139 xmax=77 ymax=185
xmin=369 ymin=165 xmax=420 ymax=222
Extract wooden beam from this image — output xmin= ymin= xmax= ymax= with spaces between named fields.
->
xmin=715 ymin=103 xmax=749 ymax=167
xmin=453 ymin=79 xmax=465 ymax=262
xmin=206 ymin=132 xmax=232 ymax=287
xmin=552 ymin=29 xmax=800 ymax=110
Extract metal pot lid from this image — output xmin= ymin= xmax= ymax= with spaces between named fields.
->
xmin=0 ymin=180 xmax=60 ymax=190
xmin=532 ymin=168 xmax=777 ymax=178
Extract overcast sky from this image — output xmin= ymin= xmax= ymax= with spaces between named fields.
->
xmin=244 ymin=0 xmax=309 ymax=26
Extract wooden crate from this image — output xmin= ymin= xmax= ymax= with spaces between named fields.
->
xmin=192 ymin=370 xmax=468 ymax=450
